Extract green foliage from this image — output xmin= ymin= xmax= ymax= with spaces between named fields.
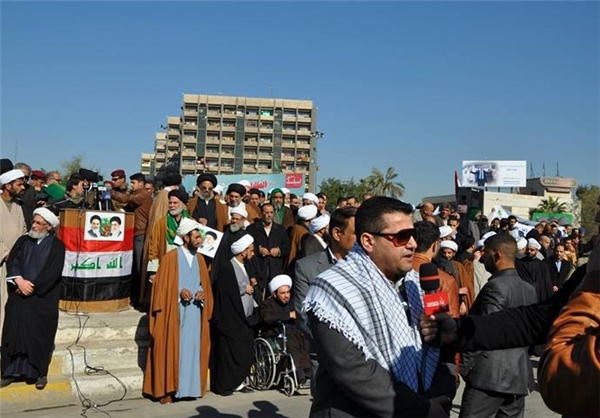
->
xmin=535 ymin=196 xmax=568 ymax=213
xmin=60 ymin=154 xmax=98 ymax=179
xmin=364 ymin=167 xmax=405 ymax=198
xmin=318 ymin=166 xmax=406 ymax=207
xmin=318 ymin=177 xmax=370 ymax=207
xmin=575 ymin=184 xmax=600 ymax=237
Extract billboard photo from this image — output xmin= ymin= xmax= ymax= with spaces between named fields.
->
xmin=462 ymin=160 xmax=526 ymax=188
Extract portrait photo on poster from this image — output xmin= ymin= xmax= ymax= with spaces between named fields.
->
xmin=84 ymin=211 xmax=125 ymax=241
xmin=197 ymin=225 xmax=223 ymax=258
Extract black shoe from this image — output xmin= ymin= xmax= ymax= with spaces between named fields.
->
xmin=219 ymin=390 xmax=234 ymax=397
xmin=239 ymin=386 xmax=254 ymax=394
xmin=35 ymin=376 xmax=47 ymax=390
xmin=1 ymin=377 xmax=15 ymax=388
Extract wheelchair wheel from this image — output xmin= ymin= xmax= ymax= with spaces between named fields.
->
xmin=250 ymin=337 xmax=277 ymax=390
xmin=283 ymin=374 xmax=296 ymax=397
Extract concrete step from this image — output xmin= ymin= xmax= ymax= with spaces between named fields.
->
xmin=55 ymin=309 xmax=149 ymax=345
xmin=0 ymin=367 xmax=144 ymax=415
xmin=54 ymin=339 xmax=149 ymax=375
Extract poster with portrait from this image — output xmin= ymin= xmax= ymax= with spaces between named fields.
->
xmin=84 ymin=211 xmax=125 ymax=241
xmin=197 ymin=225 xmax=223 ymax=259
xmin=462 ymin=160 xmax=526 ymax=188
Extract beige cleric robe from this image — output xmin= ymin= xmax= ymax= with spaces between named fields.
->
xmin=143 ymin=248 xmax=214 ymax=399
xmin=0 ymin=196 xmax=27 ymax=338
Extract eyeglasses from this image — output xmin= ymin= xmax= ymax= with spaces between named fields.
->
xmin=367 ymin=228 xmax=416 ymax=247
xmin=111 ymin=177 xmax=121 ymax=181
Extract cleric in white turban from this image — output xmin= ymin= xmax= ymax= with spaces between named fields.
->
xmin=298 ymin=205 xmax=318 ymax=221
xmin=173 ymin=218 xmax=201 ymax=246
xmin=230 ymin=234 xmax=254 ymax=255
xmin=33 ymin=207 xmax=60 ymax=230
xmin=268 ymin=274 xmax=293 ymax=294
xmin=527 ymin=238 xmax=542 ymax=250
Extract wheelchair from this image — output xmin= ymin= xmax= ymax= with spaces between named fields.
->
xmin=249 ymin=322 xmax=304 ymax=396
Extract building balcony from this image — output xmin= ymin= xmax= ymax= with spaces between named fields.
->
xmin=220 ymin=166 xmax=234 ymax=173
xmin=206 ymin=137 xmax=220 ymax=144
xmin=184 ymin=109 xmax=198 ymax=117
xmin=183 ymin=123 xmax=197 ymax=131
xmin=182 ymin=149 xmax=196 ymax=157
xmin=222 ymin=111 xmax=236 ymax=119
xmin=296 ymin=142 xmax=311 ymax=149
xmin=259 ymin=114 xmax=274 ymax=121
xmin=207 ymin=124 xmax=220 ymax=131
xmin=207 ymin=110 xmax=221 ymax=117
xmin=282 ymin=155 xmax=295 ymax=162
xmin=260 ymin=127 xmax=273 ymax=134
xmin=168 ymin=129 xmax=180 ymax=136
xmin=221 ymin=125 xmax=236 ymax=132
xmin=182 ymin=136 xmax=196 ymax=145
xmin=282 ymin=128 xmax=297 ymax=135
xmin=167 ymin=140 xmax=180 ymax=149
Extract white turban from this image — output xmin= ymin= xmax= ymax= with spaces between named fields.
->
xmin=298 ymin=205 xmax=318 ymax=221
xmin=214 ymin=185 xmax=224 ymax=194
xmin=310 ymin=215 xmax=330 ymax=234
xmin=231 ymin=234 xmax=254 ymax=255
xmin=281 ymin=187 xmax=290 ymax=194
xmin=482 ymin=231 xmax=497 ymax=240
xmin=230 ymin=206 xmax=248 ymax=219
xmin=517 ymin=237 xmax=528 ymax=251
xmin=268 ymin=274 xmax=293 ymax=294
xmin=176 ymin=218 xmax=200 ymax=238
xmin=238 ymin=180 xmax=251 ymax=188
xmin=527 ymin=238 xmax=541 ymax=250
xmin=439 ymin=226 xmax=453 ymax=238
xmin=33 ymin=207 xmax=59 ymax=229
xmin=476 ymin=239 xmax=486 ymax=249
xmin=509 ymin=229 xmax=520 ymax=239
xmin=439 ymin=240 xmax=458 ymax=252
xmin=0 ymin=169 xmax=25 ymax=186
xmin=302 ymin=192 xmax=319 ymax=205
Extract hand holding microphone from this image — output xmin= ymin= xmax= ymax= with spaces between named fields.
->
xmin=419 ymin=263 xmax=449 ymax=316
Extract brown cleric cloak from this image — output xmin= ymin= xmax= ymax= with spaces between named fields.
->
xmin=143 ymin=248 xmax=213 ymax=399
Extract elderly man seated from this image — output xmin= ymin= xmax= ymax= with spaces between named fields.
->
xmin=259 ymin=274 xmax=311 ymax=386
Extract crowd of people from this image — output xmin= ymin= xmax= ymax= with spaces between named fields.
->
xmin=0 ymin=157 xmax=598 ymax=417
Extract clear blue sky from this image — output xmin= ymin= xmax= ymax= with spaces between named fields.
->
xmin=1 ymin=1 xmax=598 ymax=204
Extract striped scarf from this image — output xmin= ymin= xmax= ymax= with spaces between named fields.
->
xmin=303 ymin=243 xmax=439 ymax=392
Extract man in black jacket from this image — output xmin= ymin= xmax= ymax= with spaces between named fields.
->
xmin=459 ymin=234 xmax=537 ymax=417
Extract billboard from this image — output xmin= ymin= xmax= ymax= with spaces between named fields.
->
xmin=461 ymin=160 xmax=526 ymax=188
xmin=183 ymin=173 xmax=305 ymax=196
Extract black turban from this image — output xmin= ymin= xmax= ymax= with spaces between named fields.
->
xmin=226 ymin=183 xmax=246 ymax=196
xmin=168 ymin=189 xmax=189 ymax=205
xmin=196 ymin=173 xmax=217 ymax=187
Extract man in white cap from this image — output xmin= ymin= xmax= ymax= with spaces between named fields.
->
xmin=302 ymin=192 xmax=319 ymax=207
xmin=302 ymin=214 xmax=330 ymax=258
xmin=259 ymin=274 xmax=311 ymax=387
xmin=439 ymin=240 xmax=458 ymax=261
xmin=211 ymin=233 xmax=257 ymax=396
xmin=143 ymin=218 xmax=213 ymax=404
xmin=286 ymin=204 xmax=318 ymax=276
xmin=0 ymin=168 xmax=27 ymax=339
xmin=1 ymin=207 xmax=65 ymax=390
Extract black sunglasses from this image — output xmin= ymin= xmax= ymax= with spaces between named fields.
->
xmin=367 ymin=228 xmax=416 ymax=247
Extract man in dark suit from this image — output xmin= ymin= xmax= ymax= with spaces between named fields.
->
xmin=470 ymin=165 xmax=491 ymax=188
xmin=459 ymin=234 xmax=537 ymax=417
xmin=247 ymin=203 xmax=290 ymax=303
xmin=545 ymin=243 xmax=572 ymax=291
xmin=293 ymin=206 xmax=356 ymax=395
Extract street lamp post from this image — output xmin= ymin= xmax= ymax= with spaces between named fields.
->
xmin=309 ymin=131 xmax=324 ymax=192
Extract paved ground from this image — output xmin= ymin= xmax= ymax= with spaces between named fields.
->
xmin=9 ymin=361 xmax=558 ymax=418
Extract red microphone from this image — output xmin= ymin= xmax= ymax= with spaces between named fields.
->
xmin=419 ymin=263 xmax=450 ymax=316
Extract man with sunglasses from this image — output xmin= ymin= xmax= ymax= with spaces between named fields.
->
xmin=303 ymin=196 xmax=452 ymax=417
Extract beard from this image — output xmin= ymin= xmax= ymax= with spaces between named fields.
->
xmin=169 ymin=206 xmax=184 ymax=216
xmin=28 ymin=229 xmax=49 ymax=240
xmin=229 ymin=223 xmax=242 ymax=233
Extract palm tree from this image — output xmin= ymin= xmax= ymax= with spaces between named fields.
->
xmin=365 ymin=167 xmax=405 ymax=198
xmin=536 ymin=197 xmax=568 ymax=213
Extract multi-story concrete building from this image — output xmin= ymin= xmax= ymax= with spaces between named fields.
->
xmin=142 ymin=94 xmax=320 ymax=191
